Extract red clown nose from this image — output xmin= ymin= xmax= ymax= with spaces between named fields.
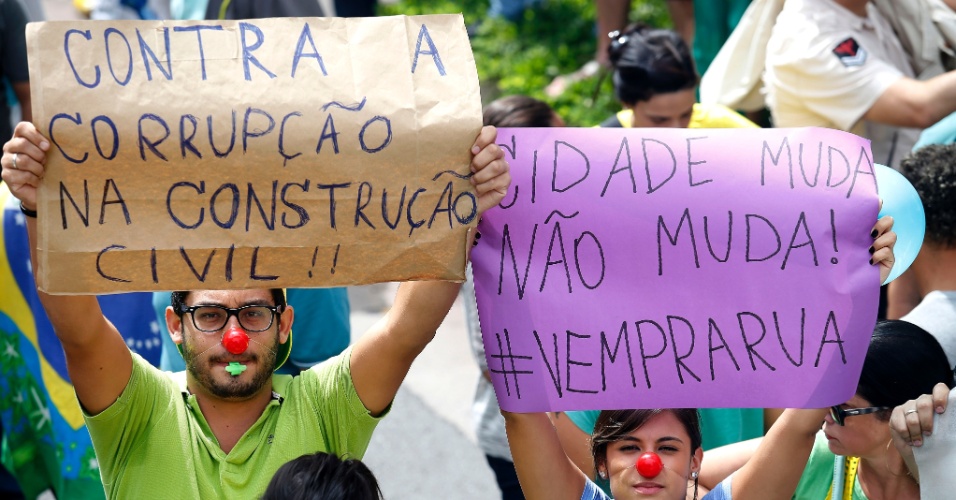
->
xmin=222 ymin=326 xmax=249 ymax=355
xmin=636 ymin=452 xmax=663 ymax=478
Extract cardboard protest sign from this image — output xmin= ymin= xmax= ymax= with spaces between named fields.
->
xmin=26 ymin=15 xmax=481 ymax=294
xmin=471 ymin=127 xmax=881 ymax=411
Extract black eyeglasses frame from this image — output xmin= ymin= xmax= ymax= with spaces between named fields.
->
xmin=181 ymin=304 xmax=282 ymax=333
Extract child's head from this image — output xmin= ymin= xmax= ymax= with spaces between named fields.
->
xmin=262 ymin=452 xmax=382 ymax=500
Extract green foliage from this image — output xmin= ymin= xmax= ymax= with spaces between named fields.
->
xmin=379 ymin=0 xmax=671 ymax=126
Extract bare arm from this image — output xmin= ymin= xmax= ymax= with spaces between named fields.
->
xmin=2 ymin=122 xmax=132 ymax=415
xmin=503 ymin=411 xmax=587 ymax=500
xmin=697 ymin=437 xmax=762 ymax=490
xmin=552 ymin=412 xmax=597 ymax=480
xmin=349 ymin=126 xmax=510 ymax=416
xmin=596 ymin=0 xmax=630 ymax=65
xmin=665 ymin=0 xmax=695 ymax=46
xmin=730 ymin=409 xmax=825 ymax=500
xmin=864 ymin=71 xmax=956 ymax=129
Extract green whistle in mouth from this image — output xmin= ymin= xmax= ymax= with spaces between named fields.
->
xmin=226 ymin=362 xmax=247 ymax=376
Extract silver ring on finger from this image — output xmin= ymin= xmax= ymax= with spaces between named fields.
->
xmin=11 ymin=153 xmax=18 ymax=170
xmin=905 ymin=409 xmax=918 ymax=415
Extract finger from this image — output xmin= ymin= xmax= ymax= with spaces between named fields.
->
xmin=475 ymin=167 xmax=511 ymax=198
xmin=3 ymin=150 xmax=46 ymax=181
xmin=471 ymin=125 xmax=497 ymax=158
xmin=471 ymin=155 xmax=508 ymax=186
xmin=870 ymin=246 xmax=893 ymax=269
xmin=4 ymin=135 xmax=48 ymax=167
xmin=933 ymin=382 xmax=951 ymax=413
xmin=1 ymin=156 xmax=43 ymax=184
xmin=871 ymin=230 xmax=897 ymax=252
xmin=870 ymin=215 xmax=893 ymax=238
xmin=915 ymin=393 xmax=937 ymax=438
xmin=470 ymin=144 xmax=505 ymax=178
xmin=902 ymin=407 xmax=924 ymax=445
xmin=12 ymin=121 xmax=50 ymax=152
xmin=475 ymin=176 xmax=511 ymax=216
xmin=889 ymin=407 xmax=913 ymax=448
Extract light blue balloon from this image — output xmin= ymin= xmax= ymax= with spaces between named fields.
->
xmin=875 ymin=164 xmax=925 ymax=284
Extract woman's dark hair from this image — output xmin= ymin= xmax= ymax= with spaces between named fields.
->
xmin=590 ymin=409 xmax=701 ymax=472
xmin=857 ymin=320 xmax=956 ymax=421
xmin=608 ymin=24 xmax=698 ymax=105
xmin=483 ymin=95 xmax=559 ymax=128
xmin=171 ymin=289 xmax=286 ymax=315
xmin=261 ymin=452 xmax=383 ymax=500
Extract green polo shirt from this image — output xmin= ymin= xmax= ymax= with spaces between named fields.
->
xmin=84 ymin=346 xmax=382 ymax=499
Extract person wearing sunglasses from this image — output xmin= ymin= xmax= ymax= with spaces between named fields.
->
xmin=700 ymin=320 xmax=955 ymax=500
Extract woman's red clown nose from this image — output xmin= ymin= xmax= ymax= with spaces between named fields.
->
xmin=636 ymin=452 xmax=663 ymax=478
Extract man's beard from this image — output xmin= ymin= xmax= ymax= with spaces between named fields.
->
xmin=182 ymin=332 xmax=278 ymax=400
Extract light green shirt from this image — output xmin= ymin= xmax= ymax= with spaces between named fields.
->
xmin=84 ymin=347 xmax=382 ymax=499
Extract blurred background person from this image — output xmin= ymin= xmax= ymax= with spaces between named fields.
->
xmin=600 ymin=24 xmax=756 ymax=129
xmin=894 ymin=142 xmax=956 ymax=372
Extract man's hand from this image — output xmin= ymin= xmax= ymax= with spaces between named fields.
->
xmin=470 ymin=125 xmax=511 ymax=216
xmin=2 ymin=121 xmax=50 ymax=210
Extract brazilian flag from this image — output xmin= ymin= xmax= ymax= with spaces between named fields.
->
xmin=0 ymin=185 xmax=161 ymax=498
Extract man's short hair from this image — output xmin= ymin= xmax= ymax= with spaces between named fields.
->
xmin=901 ymin=144 xmax=956 ymax=248
xmin=170 ymin=289 xmax=287 ymax=315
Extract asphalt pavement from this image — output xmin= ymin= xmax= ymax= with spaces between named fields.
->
xmin=350 ymin=284 xmax=499 ymax=499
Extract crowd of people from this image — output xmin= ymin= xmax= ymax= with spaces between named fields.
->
xmin=2 ymin=0 xmax=956 ymax=499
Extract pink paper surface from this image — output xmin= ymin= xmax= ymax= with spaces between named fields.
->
xmin=471 ymin=127 xmax=881 ymax=412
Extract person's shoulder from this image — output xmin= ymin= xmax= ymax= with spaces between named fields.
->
xmin=702 ymin=475 xmax=733 ymax=500
xmin=769 ymin=0 xmax=852 ymax=62
xmin=292 ymin=347 xmax=354 ymax=393
xmin=778 ymin=0 xmax=848 ymax=29
xmin=903 ymin=291 xmax=956 ymax=316
xmin=581 ymin=475 xmax=612 ymax=500
xmin=599 ymin=113 xmax=625 ymax=128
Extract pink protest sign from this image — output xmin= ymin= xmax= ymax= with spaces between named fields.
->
xmin=471 ymin=127 xmax=881 ymax=412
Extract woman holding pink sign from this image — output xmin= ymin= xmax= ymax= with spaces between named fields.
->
xmin=571 ymin=26 xmax=772 ymax=497
xmin=501 ymin=223 xmax=899 ymax=500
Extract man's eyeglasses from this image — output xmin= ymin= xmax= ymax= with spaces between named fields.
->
xmin=829 ymin=405 xmax=891 ymax=426
xmin=181 ymin=304 xmax=281 ymax=333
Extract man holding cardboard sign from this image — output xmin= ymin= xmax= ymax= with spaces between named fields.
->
xmin=0 ymin=120 xmax=509 ymax=498
xmin=1 ymin=14 xmax=511 ymax=497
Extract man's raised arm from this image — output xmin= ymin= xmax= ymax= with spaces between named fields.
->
xmin=2 ymin=122 xmax=132 ymax=415
xmin=349 ymin=125 xmax=511 ymax=416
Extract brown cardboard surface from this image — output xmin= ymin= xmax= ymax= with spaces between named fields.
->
xmin=26 ymin=15 xmax=481 ymax=294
